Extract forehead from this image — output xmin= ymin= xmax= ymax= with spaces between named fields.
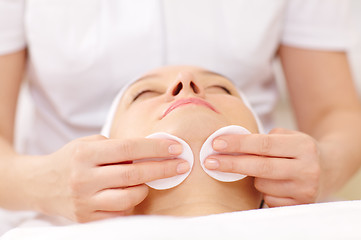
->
xmin=130 ymin=66 xmax=234 ymax=87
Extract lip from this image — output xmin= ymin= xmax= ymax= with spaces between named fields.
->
xmin=161 ymin=97 xmax=219 ymax=118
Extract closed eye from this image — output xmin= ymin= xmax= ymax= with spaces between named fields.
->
xmin=133 ymin=90 xmax=157 ymax=101
xmin=207 ymin=85 xmax=232 ymax=94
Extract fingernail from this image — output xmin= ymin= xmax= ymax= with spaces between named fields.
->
xmin=213 ymin=139 xmax=227 ymax=150
xmin=169 ymin=144 xmax=182 ymax=155
xmin=205 ymin=158 xmax=219 ymax=170
xmin=177 ymin=162 xmax=190 ymax=174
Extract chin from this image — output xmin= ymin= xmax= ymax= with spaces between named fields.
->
xmin=152 ymin=108 xmax=230 ymax=143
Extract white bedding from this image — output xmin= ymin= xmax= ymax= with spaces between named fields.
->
xmin=1 ymin=200 xmax=361 ymax=240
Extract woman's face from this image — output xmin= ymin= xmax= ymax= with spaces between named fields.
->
xmin=109 ymin=65 xmax=261 ymax=215
xmin=110 ymin=65 xmax=258 ymax=143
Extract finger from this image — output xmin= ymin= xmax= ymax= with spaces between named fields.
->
xmin=85 ymin=211 xmax=129 ymax=223
xmin=78 ymin=134 xmax=107 ymax=142
xmin=91 ymin=138 xmax=183 ymax=165
xmin=72 ymin=208 xmax=132 ymax=223
xmin=255 ymin=178 xmax=319 ymax=203
xmin=91 ymin=185 xmax=149 ymax=212
xmin=268 ymin=128 xmax=298 ymax=135
xmin=95 ymin=159 xmax=190 ymax=188
xmin=263 ymin=195 xmax=300 ymax=208
xmin=204 ymin=155 xmax=297 ymax=179
xmin=212 ymin=134 xmax=309 ymax=158
xmin=254 ymin=178 xmax=296 ymax=197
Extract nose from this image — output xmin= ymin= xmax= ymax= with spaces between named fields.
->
xmin=166 ymin=72 xmax=204 ymax=100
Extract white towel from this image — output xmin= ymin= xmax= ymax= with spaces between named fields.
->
xmin=2 ymin=200 xmax=361 ymax=240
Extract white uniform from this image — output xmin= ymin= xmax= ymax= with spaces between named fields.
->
xmin=0 ymin=0 xmax=352 ymax=155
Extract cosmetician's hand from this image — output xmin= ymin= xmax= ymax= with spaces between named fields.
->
xmin=35 ymin=135 xmax=188 ymax=222
xmin=204 ymin=128 xmax=322 ymax=207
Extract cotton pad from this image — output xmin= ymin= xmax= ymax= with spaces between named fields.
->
xmin=135 ymin=132 xmax=194 ymax=190
xmin=200 ymin=125 xmax=250 ymax=182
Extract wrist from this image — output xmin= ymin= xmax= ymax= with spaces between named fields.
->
xmin=10 ymin=154 xmax=47 ymax=212
xmin=317 ymin=138 xmax=344 ymax=200
xmin=0 ymin=153 xmax=29 ymax=210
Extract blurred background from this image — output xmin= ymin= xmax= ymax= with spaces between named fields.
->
xmin=15 ymin=0 xmax=361 ymax=200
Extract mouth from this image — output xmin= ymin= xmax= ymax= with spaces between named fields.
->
xmin=161 ymin=98 xmax=219 ymax=119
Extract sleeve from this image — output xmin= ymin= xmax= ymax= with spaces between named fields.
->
xmin=281 ymin=0 xmax=355 ymax=51
xmin=0 ymin=0 xmax=26 ymax=55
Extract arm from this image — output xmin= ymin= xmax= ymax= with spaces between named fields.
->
xmin=204 ymin=46 xmax=361 ymax=206
xmin=0 ymin=49 xmax=30 ymax=209
xmin=0 ymin=50 xmax=26 ymax=150
xmin=278 ymin=45 xmax=361 ymax=198
xmin=0 ymin=50 xmax=188 ymax=221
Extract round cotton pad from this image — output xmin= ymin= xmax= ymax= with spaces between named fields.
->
xmin=136 ymin=132 xmax=194 ymax=190
xmin=200 ymin=125 xmax=250 ymax=182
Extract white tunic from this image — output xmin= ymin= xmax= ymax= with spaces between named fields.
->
xmin=0 ymin=0 xmax=352 ymax=154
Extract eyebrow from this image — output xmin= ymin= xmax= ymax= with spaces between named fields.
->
xmin=129 ymin=73 xmax=160 ymax=87
xmin=129 ymin=69 xmax=234 ymax=89
xmin=198 ymin=70 xmax=234 ymax=84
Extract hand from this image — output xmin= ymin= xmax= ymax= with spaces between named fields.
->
xmin=33 ymin=135 xmax=188 ymax=222
xmin=204 ymin=128 xmax=322 ymax=207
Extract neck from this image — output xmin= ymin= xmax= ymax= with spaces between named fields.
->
xmin=133 ymin=142 xmax=262 ymax=216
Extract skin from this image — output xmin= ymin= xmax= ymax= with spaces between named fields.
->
xmin=0 ymin=45 xmax=360 ymax=221
xmin=205 ymin=46 xmax=361 ymax=206
xmin=0 ymin=50 xmax=189 ymax=222
xmin=109 ymin=65 xmax=262 ymax=215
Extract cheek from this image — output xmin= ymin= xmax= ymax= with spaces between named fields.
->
xmin=212 ymin=97 xmax=259 ymax=133
xmin=112 ymin=103 xmax=162 ymax=139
